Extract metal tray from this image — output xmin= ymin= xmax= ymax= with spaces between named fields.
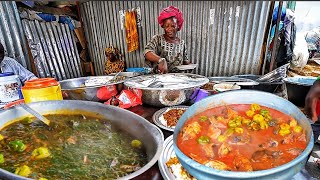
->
xmin=152 ymin=106 xmax=189 ymax=132
xmin=124 ymin=73 xmax=209 ymax=90
xmin=158 ymin=135 xmax=178 ymax=180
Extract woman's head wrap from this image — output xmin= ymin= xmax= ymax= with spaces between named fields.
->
xmin=158 ymin=6 xmax=184 ymax=31
xmin=105 ymin=46 xmax=121 ymax=59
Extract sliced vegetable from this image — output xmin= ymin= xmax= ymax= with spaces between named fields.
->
xmin=199 ymin=116 xmax=208 ymax=122
xmin=217 ymin=135 xmax=227 ymax=142
xmin=293 ymin=126 xmax=303 ymax=133
xmin=131 ymin=139 xmax=142 ymax=149
xmin=15 ymin=165 xmax=31 ymax=177
xmin=246 ymin=110 xmax=255 ymax=117
xmin=197 ymin=135 xmax=210 ymax=145
xmin=8 ymin=140 xmax=26 ymax=152
xmin=39 ymin=178 xmax=48 ymax=180
xmin=253 ymin=114 xmax=264 ymax=123
xmin=234 ymin=127 xmax=244 ymax=134
xmin=0 ymin=134 xmax=4 ymax=141
xmin=251 ymin=104 xmax=261 ymax=111
xmin=260 ymin=109 xmax=269 ymax=116
xmin=289 ymin=119 xmax=298 ymax=127
xmin=0 ymin=154 xmax=4 ymax=163
xmin=32 ymin=147 xmax=51 ymax=159
xmin=279 ymin=129 xmax=291 ymax=136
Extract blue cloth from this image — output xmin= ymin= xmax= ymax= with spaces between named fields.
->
xmin=272 ymin=6 xmax=286 ymax=25
xmin=0 ymin=57 xmax=37 ymax=85
xmin=36 ymin=13 xmax=75 ymax=30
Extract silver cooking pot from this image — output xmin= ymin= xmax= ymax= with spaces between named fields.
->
xmin=0 ymin=100 xmax=164 ymax=180
xmin=124 ymin=73 xmax=209 ymax=107
xmin=59 ymin=76 xmax=127 ymax=102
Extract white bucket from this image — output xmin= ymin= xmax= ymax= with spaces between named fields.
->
xmin=0 ymin=74 xmax=20 ymax=108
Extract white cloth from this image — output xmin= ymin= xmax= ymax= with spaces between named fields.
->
xmin=290 ymin=32 xmax=309 ymax=69
xmin=0 ymin=56 xmax=37 ymax=85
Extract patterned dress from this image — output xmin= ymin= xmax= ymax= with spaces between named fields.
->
xmin=104 ymin=59 xmax=125 ymax=75
xmin=144 ymin=34 xmax=188 ymax=73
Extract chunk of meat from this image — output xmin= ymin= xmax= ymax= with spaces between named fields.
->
xmin=181 ymin=121 xmax=201 ymax=141
xmin=259 ymin=139 xmax=278 ymax=148
xmin=281 ymin=133 xmax=294 ymax=144
xmin=205 ymin=160 xmax=231 ymax=170
xmin=209 ymin=116 xmax=227 ymax=129
xmin=207 ymin=125 xmax=222 ymax=140
xmin=218 ymin=143 xmax=231 ymax=157
xmin=229 ymin=134 xmax=251 ymax=145
xmin=296 ymin=133 xmax=306 ymax=142
xmin=201 ymin=143 xmax=215 ymax=158
xmin=287 ymin=148 xmax=303 ymax=156
xmin=233 ymin=154 xmax=253 ymax=172
xmin=66 ymin=136 xmax=77 ymax=144
xmin=252 ymin=149 xmax=282 ymax=162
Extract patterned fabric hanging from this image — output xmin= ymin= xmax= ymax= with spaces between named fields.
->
xmin=124 ymin=10 xmax=139 ymax=52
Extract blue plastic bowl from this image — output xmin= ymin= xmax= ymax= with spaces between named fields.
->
xmin=173 ymin=90 xmax=314 ymax=180
xmin=126 ymin=68 xmax=146 ymax=73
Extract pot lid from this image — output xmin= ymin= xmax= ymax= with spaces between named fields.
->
xmin=124 ymin=73 xmax=209 ymax=90
xmin=284 ymin=77 xmax=316 ymax=86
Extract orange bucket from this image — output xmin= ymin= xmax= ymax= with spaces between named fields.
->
xmin=22 ymin=78 xmax=63 ymax=103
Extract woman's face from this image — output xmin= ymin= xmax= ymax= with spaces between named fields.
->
xmin=106 ymin=52 xmax=116 ymax=62
xmin=163 ymin=17 xmax=178 ymax=39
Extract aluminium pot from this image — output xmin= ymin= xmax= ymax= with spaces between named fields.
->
xmin=232 ymin=74 xmax=284 ymax=93
xmin=124 ymin=73 xmax=209 ymax=107
xmin=59 ymin=76 xmax=128 ymax=102
xmin=0 ymin=100 xmax=164 ymax=180
xmin=173 ymin=90 xmax=314 ymax=179
xmin=284 ymin=77 xmax=316 ymax=107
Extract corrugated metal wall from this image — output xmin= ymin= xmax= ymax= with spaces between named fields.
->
xmin=0 ymin=1 xmax=31 ymax=70
xmin=81 ymin=1 xmax=270 ymax=76
xmin=22 ymin=20 xmax=82 ymax=80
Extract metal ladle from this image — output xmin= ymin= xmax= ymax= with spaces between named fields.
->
xmin=3 ymin=100 xmax=51 ymax=126
xmin=20 ymin=103 xmax=51 ymax=126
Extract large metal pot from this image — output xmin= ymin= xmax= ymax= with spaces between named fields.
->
xmin=173 ymin=90 xmax=314 ymax=179
xmin=232 ymin=74 xmax=284 ymax=93
xmin=284 ymin=77 xmax=316 ymax=107
xmin=59 ymin=76 xmax=127 ymax=102
xmin=0 ymin=100 xmax=164 ymax=180
xmin=124 ymin=73 xmax=209 ymax=107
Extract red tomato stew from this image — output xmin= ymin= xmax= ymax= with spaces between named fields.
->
xmin=177 ymin=104 xmax=307 ymax=171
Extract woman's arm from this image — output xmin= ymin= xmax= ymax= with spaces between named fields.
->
xmin=144 ymin=35 xmax=168 ymax=73
xmin=145 ymin=51 xmax=162 ymax=63
xmin=305 ymin=78 xmax=320 ymax=122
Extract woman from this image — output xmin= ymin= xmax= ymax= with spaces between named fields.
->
xmin=104 ymin=46 xmax=125 ymax=75
xmin=144 ymin=6 xmax=190 ymax=74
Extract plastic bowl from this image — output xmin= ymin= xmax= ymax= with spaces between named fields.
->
xmin=173 ymin=90 xmax=314 ymax=180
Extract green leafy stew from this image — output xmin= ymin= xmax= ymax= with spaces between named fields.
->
xmin=0 ymin=114 xmax=148 ymax=179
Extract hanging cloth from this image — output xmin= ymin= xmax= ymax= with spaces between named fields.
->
xmin=124 ymin=10 xmax=139 ymax=52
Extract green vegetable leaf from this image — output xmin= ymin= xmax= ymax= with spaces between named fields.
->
xmin=199 ymin=116 xmax=208 ymax=122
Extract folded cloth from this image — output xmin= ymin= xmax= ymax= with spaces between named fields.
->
xmin=158 ymin=6 xmax=184 ymax=31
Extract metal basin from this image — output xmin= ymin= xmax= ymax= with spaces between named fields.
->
xmin=0 ymin=100 xmax=164 ymax=180
xmin=59 ymin=76 xmax=127 ymax=102
xmin=173 ymin=90 xmax=314 ymax=179
xmin=284 ymin=77 xmax=316 ymax=107
xmin=124 ymin=73 xmax=209 ymax=107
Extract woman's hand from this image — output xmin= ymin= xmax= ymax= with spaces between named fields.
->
xmin=158 ymin=58 xmax=168 ymax=74
xmin=305 ymin=80 xmax=320 ymax=122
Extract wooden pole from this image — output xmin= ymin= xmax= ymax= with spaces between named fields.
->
xmin=269 ymin=1 xmax=283 ymax=72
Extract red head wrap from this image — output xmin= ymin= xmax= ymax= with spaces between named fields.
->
xmin=158 ymin=6 xmax=184 ymax=31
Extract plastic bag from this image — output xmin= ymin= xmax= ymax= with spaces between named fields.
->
xmin=96 ymin=85 xmax=118 ymax=101
xmin=104 ymin=88 xmax=142 ymax=109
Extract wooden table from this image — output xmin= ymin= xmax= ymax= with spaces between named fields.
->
xmin=128 ymin=105 xmax=171 ymax=180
